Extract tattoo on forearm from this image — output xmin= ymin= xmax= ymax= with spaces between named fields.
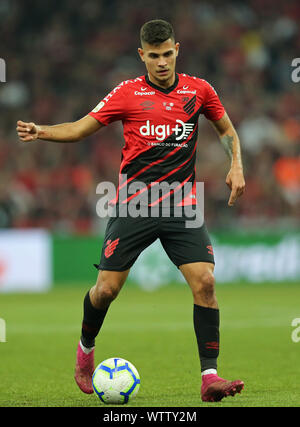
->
xmin=221 ymin=135 xmax=234 ymax=159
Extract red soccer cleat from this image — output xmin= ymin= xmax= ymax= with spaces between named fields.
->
xmin=74 ymin=341 xmax=95 ymax=394
xmin=201 ymin=374 xmax=244 ymax=402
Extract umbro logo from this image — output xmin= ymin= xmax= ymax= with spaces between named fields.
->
xmin=205 ymin=341 xmax=219 ymax=350
xmin=140 ymin=100 xmax=155 ymax=110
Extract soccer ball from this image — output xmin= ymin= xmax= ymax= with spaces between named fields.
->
xmin=92 ymin=357 xmax=140 ymax=404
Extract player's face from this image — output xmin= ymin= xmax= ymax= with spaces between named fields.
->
xmin=138 ymin=39 xmax=179 ymax=88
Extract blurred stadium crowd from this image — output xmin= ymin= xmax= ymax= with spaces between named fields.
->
xmin=0 ymin=0 xmax=299 ymax=233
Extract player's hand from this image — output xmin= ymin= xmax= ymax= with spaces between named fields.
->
xmin=16 ymin=120 xmax=40 ymax=142
xmin=226 ymin=167 xmax=245 ymax=206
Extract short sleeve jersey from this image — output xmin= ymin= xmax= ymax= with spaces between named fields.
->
xmin=89 ymin=73 xmax=225 ymax=207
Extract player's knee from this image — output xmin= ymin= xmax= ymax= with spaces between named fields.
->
xmin=98 ymin=283 xmax=120 ymax=304
xmin=93 ymin=270 xmax=128 ymax=307
xmin=193 ymin=269 xmax=215 ymax=300
xmin=94 ymin=275 xmax=121 ymax=305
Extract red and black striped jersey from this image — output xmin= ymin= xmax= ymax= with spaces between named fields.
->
xmin=89 ymin=73 xmax=225 ymax=207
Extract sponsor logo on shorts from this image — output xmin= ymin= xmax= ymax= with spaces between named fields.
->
xmin=104 ymin=238 xmax=120 ymax=258
xmin=207 ymin=245 xmax=214 ymax=255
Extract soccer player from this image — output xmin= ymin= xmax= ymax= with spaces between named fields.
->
xmin=17 ymin=19 xmax=245 ymax=402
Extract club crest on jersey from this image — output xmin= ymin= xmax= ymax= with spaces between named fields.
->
xmin=139 ymin=119 xmax=194 ymax=141
xmin=183 ymin=95 xmax=197 ymax=115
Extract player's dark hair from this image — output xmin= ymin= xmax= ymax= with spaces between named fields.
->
xmin=140 ymin=19 xmax=175 ymax=46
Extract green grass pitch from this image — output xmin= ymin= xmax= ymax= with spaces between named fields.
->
xmin=0 ymin=282 xmax=300 ymax=407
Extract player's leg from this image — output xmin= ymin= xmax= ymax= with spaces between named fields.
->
xmin=75 ymin=269 xmax=129 ymax=394
xmin=179 ymin=261 xmax=219 ymax=370
xmin=160 ymin=217 xmax=244 ymax=401
xmin=81 ymin=269 xmax=130 ymax=349
xmin=160 ymin=218 xmax=220 ymax=371
xmin=75 ymin=214 xmax=159 ymax=394
xmin=79 ymin=214 xmax=158 ymax=352
xmin=180 ymin=261 xmax=244 ymax=402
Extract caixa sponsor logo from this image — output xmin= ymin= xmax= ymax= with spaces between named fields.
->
xmin=140 ymin=119 xmax=194 ymax=141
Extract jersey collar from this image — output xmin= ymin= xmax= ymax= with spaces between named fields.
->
xmin=145 ymin=73 xmax=179 ymax=94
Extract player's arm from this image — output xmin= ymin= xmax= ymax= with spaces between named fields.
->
xmin=16 ymin=115 xmax=104 ymax=143
xmin=210 ymin=112 xmax=245 ymax=206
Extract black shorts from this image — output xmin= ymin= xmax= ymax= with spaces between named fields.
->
xmin=94 ymin=213 xmax=215 ymax=272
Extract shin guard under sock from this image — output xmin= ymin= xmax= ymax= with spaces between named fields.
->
xmin=193 ymin=304 xmax=220 ymax=372
xmin=81 ymin=291 xmax=109 ymax=348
